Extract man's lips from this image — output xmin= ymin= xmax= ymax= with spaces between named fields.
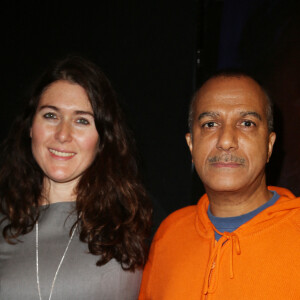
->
xmin=49 ymin=148 xmax=76 ymax=158
xmin=210 ymin=162 xmax=242 ymax=168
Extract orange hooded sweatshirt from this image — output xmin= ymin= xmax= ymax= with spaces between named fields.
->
xmin=139 ymin=187 xmax=300 ymax=300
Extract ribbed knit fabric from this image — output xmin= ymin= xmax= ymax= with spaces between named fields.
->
xmin=139 ymin=186 xmax=300 ymax=300
xmin=208 ymin=191 xmax=280 ymax=240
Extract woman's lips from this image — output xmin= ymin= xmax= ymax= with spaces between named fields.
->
xmin=49 ymin=148 xmax=76 ymax=159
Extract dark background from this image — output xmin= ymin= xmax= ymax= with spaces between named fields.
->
xmin=1 ymin=1 xmax=300 ymax=227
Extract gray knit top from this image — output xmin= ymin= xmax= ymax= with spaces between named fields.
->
xmin=0 ymin=202 xmax=142 ymax=300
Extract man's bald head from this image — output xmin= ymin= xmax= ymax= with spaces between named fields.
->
xmin=188 ymin=71 xmax=274 ymax=135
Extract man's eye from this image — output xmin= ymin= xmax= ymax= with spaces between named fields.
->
xmin=241 ymin=120 xmax=256 ymax=127
xmin=43 ymin=112 xmax=57 ymax=119
xmin=203 ymin=122 xmax=217 ymax=128
xmin=76 ymin=118 xmax=90 ymax=125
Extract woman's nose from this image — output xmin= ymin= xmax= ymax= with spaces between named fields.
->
xmin=54 ymin=121 xmax=73 ymax=143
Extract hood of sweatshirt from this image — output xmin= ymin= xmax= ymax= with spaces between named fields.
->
xmin=195 ymin=186 xmax=300 ymax=297
xmin=195 ymin=186 xmax=300 ymax=237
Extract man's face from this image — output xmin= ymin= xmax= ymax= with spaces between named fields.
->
xmin=186 ymin=76 xmax=276 ymax=194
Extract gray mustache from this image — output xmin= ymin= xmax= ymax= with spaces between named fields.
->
xmin=208 ymin=155 xmax=245 ymax=164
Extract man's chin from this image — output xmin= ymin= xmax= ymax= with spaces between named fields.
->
xmin=204 ymin=180 xmax=247 ymax=194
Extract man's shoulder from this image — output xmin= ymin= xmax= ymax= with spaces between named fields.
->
xmin=153 ymin=205 xmax=198 ymax=241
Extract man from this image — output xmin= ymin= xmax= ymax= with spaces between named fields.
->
xmin=139 ymin=72 xmax=300 ymax=300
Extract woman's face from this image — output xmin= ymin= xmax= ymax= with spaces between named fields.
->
xmin=30 ymin=80 xmax=99 ymax=185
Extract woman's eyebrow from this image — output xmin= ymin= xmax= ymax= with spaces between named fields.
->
xmin=38 ymin=105 xmax=94 ymax=117
xmin=74 ymin=110 xmax=94 ymax=117
xmin=38 ymin=105 xmax=58 ymax=111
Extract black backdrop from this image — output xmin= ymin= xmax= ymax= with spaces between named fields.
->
xmin=1 ymin=2 xmax=197 ymax=223
xmin=1 ymin=1 xmax=300 ymax=228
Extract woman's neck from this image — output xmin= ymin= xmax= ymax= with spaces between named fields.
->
xmin=41 ymin=177 xmax=78 ymax=205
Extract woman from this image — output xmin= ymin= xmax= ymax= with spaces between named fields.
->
xmin=0 ymin=56 xmax=152 ymax=300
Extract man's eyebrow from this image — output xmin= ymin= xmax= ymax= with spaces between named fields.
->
xmin=197 ymin=111 xmax=220 ymax=121
xmin=38 ymin=105 xmax=94 ymax=117
xmin=240 ymin=111 xmax=262 ymax=120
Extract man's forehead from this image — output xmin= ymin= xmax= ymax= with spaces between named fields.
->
xmin=194 ymin=76 xmax=268 ymax=112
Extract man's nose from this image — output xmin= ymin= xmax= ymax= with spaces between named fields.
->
xmin=54 ymin=121 xmax=73 ymax=143
xmin=216 ymin=125 xmax=238 ymax=151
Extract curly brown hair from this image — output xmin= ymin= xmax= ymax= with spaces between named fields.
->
xmin=0 ymin=56 xmax=152 ymax=271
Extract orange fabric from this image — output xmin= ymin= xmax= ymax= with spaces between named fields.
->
xmin=139 ymin=187 xmax=300 ymax=300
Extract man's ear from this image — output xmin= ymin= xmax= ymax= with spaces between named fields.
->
xmin=185 ymin=133 xmax=193 ymax=154
xmin=267 ymin=132 xmax=276 ymax=162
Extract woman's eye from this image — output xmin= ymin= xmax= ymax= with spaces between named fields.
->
xmin=43 ymin=112 xmax=57 ymax=119
xmin=76 ymin=118 xmax=90 ymax=125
